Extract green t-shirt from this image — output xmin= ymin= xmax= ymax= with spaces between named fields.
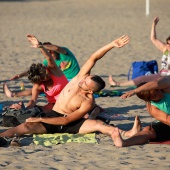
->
xmin=151 ymin=93 xmax=170 ymax=115
xmin=43 ymin=47 xmax=80 ymax=79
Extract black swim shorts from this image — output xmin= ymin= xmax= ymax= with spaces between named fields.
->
xmin=41 ymin=110 xmax=86 ymax=134
xmin=151 ymin=122 xmax=170 ymax=141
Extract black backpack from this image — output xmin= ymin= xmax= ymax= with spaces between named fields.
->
xmin=1 ymin=106 xmax=45 ymax=127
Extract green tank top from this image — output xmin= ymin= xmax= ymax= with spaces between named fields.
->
xmin=151 ymin=93 xmax=170 ymax=115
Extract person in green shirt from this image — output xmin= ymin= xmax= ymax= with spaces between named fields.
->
xmin=112 ymin=76 xmax=170 ymax=147
xmin=42 ymin=42 xmax=80 ymax=81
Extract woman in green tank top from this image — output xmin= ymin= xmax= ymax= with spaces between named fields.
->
xmin=112 ymin=76 xmax=170 ymax=147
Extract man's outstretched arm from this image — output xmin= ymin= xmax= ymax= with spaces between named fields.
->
xmin=78 ymin=35 xmax=130 ymax=77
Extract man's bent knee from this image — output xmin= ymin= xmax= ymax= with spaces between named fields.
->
xmin=23 ymin=122 xmax=40 ymax=130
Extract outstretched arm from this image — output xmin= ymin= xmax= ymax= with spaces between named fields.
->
xmin=25 ymin=84 xmax=40 ymax=109
xmin=121 ymin=77 xmax=170 ymax=99
xmin=150 ymin=17 xmax=166 ymax=52
xmin=42 ymin=43 xmax=67 ymax=55
xmin=26 ymin=100 xmax=92 ymax=125
xmin=10 ymin=70 xmax=28 ymax=81
xmin=26 ymin=34 xmax=63 ymax=75
xmin=78 ymin=35 xmax=130 ymax=77
xmin=26 ymin=34 xmax=57 ymax=68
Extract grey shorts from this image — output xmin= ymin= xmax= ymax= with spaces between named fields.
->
xmin=41 ymin=110 xmax=86 ymax=134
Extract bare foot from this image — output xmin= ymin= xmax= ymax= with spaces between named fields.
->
xmin=3 ymin=83 xmax=14 ymax=98
xmin=108 ymin=75 xmax=118 ymax=87
xmin=127 ymin=116 xmax=141 ymax=137
xmin=111 ymin=127 xmax=124 ymax=147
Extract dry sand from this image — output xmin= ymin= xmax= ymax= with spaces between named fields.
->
xmin=0 ymin=0 xmax=170 ymax=169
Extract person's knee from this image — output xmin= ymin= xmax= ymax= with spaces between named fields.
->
xmin=142 ymin=126 xmax=154 ymax=134
xmin=95 ymin=119 xmax=107 ymax=129
xmin=23 ymin=122 xmax=39 ymax=130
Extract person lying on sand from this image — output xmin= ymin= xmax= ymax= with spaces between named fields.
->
xmin=112 ymin=76 xmax=170 ymax=147
xmin=0 ymin=34 xmax=142 ymax=147
xmin=108 ymin=17 xmax=170 ymax=88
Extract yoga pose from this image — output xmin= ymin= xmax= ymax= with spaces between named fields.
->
xmin=4 ymin=39 xmax=69 ymax=113
xmin=112 ymin=76 xmax=170 ymax=147
xmin=108 ymin=17 xmax=170 ymax=87
xmin=4 ymin=42 xmax=80 ymax=98
xmin=0 ymin=34 xmax=142 ymax=146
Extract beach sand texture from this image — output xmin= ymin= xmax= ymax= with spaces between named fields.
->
xmin=0 ymin=0 xmax=170 ymax=169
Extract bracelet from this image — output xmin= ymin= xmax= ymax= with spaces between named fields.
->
xmin=37 ymin=42 xmax=43 ymax=48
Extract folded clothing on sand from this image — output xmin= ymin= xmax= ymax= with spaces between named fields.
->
xmin=33 ymin=133 xmax=98 ymax=146
xmin=94 ymin=90 xmax=123 ymax=98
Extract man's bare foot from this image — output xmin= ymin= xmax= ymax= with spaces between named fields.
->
xmin=111 ymin=127 xmax=124 ymax=147
xmin=108 ymin=75 xmax=119 ymax=87
xmin=3 ymin=83 xmax=14 ymax=98
xmin=127 ymin=116 xmax=141 ymax=137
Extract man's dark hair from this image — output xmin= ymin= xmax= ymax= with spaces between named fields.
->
xmin=27 ymin=63 xmax=46 ymax=84
xmin=166 ymin=36 xmax=170 ymax=43
xmin=91 ymin=75 xmax=105 ymax=92
xmin=42 ymin=42 xmax=52 ymax=45
xmin=136 ymin=82 xmax=151 ymax=101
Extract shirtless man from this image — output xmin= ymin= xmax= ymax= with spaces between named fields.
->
xmin=0 ymin=34 xmax=140 ymax=143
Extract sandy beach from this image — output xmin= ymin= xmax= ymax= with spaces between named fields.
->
xmin=0 ymin=0 xmax=170 ymax=169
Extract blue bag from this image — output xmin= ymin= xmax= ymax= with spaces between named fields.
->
xmin=128 ymin=60 xmax=158 ymax=80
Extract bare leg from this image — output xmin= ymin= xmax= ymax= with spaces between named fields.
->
xmin=0 ymin=122 xmax=47 ymax=138
xmin=16 ymin=88 xmax=32 ymax=97
xmin=111 ymin=126 xmax=156 ymax=147
xmin=3 ymin=83 xmax=15 ymax=97
xmin=79 ymin=116 xmax=141 ymax=138
xmin=108 ymin=75 xmax=135 ymax=87
xmin=3 ymin=83 xmax=32 ymax=98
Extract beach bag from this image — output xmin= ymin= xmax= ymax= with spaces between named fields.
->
xmin=128 ymin=60 xmax=158 ymax=80
xmin=1 ymin=106 xmax=45 ymax=127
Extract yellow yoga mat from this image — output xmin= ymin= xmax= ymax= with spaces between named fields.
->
xmin=33 ymin=133 xmax=98 ymax=146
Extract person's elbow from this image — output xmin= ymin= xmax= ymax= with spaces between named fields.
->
xmin=150 ymin=36 xmax=156 ymax=43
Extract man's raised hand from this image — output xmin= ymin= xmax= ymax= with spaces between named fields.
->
xmin=112 ymin=35 xmax=130 ymax=48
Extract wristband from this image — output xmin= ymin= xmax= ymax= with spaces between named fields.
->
xmin=38 ymin=42 xmax=43 ymax=48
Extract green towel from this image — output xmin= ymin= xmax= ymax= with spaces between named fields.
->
xmin=33 ymin=133 xmax=98 ymax=146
